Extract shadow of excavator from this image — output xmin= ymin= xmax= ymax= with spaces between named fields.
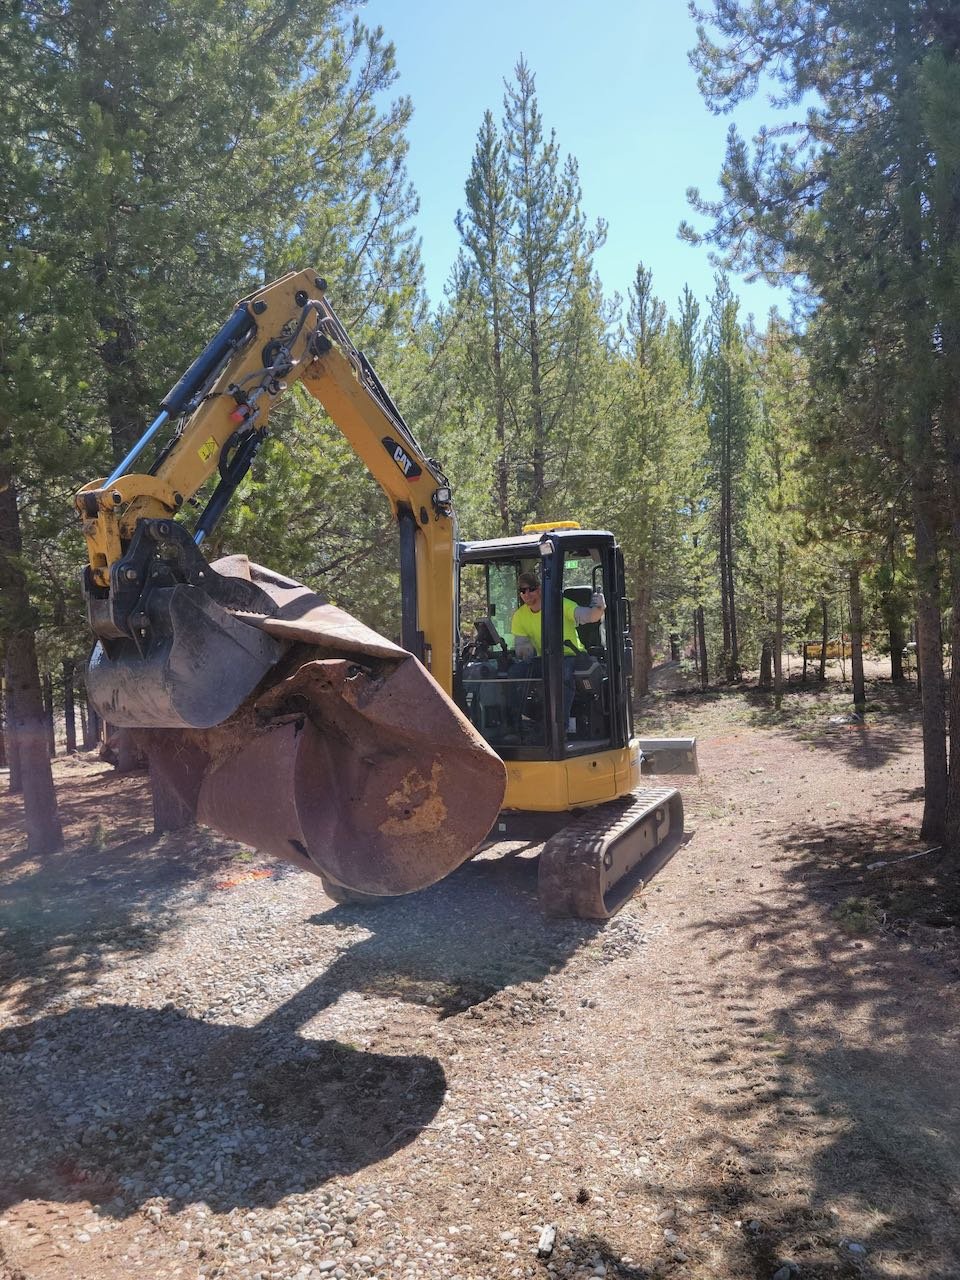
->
xmin=0 ymin=795 xmax=690 ymax=1220
xmin=0 ymin=855 xmax=595 ymax=1219
xmin=307 ymin=850 xmax=610 ymax=1017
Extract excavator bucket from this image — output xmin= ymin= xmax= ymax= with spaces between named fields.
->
xmin=91 ymin=558 xmax=507 ymax=896
xmin=85 ymin=588 xmax=286 ymax=730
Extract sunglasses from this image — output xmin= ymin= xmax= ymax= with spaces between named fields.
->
xmin=519 ymin=585 xmax=539 ymax=595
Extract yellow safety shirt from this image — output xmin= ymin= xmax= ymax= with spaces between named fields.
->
xmin=510 ymin=599 xmax=585 ymax=656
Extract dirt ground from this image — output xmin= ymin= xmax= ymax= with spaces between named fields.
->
xmin=1 ymin=662 xmax=959 ymax=1280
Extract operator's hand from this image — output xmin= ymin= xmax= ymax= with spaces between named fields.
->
xmin=515 ymin=637 xmax=535 ymax=661
xmin=590 ymin=590 xmax=606 ymax=612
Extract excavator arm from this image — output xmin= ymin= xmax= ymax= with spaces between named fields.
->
xmin=78 ymin=270 xmax=455 ymax=690
xmin=76 ymin=269 xmax=505 ymax=896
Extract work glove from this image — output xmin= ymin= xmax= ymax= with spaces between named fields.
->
xmin=590 ymin=591 xmax=606 ymax=611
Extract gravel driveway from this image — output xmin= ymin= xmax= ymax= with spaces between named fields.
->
xmin=2 ymin=679 xmax=959 ymax=1280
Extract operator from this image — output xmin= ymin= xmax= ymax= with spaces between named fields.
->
xmin=509 ymin=571 xmax=606 ymax=734
xmin=511 ymin=571 xmax=605 ymax=658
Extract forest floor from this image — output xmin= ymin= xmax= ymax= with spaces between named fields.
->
xmin=1 ymin=660 xmax=959 ymax=1280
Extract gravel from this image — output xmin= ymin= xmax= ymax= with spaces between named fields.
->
xmin=0 ymin=822 xmax=671 ymax=1279
xmin=3 ymin=713 xmax=960 ymax=1278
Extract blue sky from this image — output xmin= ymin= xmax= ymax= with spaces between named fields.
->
xmin=359 ymin=0 xmax=795 ymax=324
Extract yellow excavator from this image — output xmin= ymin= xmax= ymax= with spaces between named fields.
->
xmin=76 ymin=268 xmax=696 ymax=918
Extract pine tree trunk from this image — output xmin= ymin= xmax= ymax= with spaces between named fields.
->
xmin=696 ymin=605 xmax=709 ymax=688
xmin=6 ymin=636 xmax=62 ymax=848
xmin=105 ymin=726 xmax=146 ymax=773
xmin=42 ymin=670 xmax=56 ymax=757
xmin=819 ymin=598 xmax=828 ymax=681
xmin=4 ymin=665 xmax=22 ymax=795
xmin=938 ymin=178 xmax=960 ymax=851
xmin=759 ymin=642 xmax=772 ymax=689
xmin=491 ymin=297 xmax=511 ymax=535
xmin=773 ymin=546 xmax=785 ymax=708
xmin=0 ymin=469 xmax=62 ymax=850
xmin=78 ymin=689 xmax=89 ymax=747
xmin=527 ymin=287 xmax=546 ymax=520
xmin=0 ymin=675 xmax=7 ymax=769
xmin=94 ymin=251 xmax=148 ymax=463
xmin=8 ymin=725 xmax=22 ymax=793
xmin=888 ymin=620 xmax=906 ymax=683
xmin=720 ymin=360 xmax=740 ymax=682
xmin=913 ymin=478 xmax=947 ymax=839
xmin=726 ymin=474 xmax=740 ymax=680
xmin=849 ymin=568 xmax=866 ymax=716
xmin=718 ymin=468 xmax=732 ymax=676
xmin=63 ymin=658 xmax=77 ymax=755
xmin=79 ymin=684 xmax=101 ymax=750
xmin=948 ymin=520 xmax=960 ymax=849
xmin=717 ymin=422 xmax=740 ymax=682
xmin=882 ymin=533 xmax=906 ymax=682
xmin=142 ymin=736 xmax=197 ymax=834
xmin=940 ymin=424 xmax=960 ymax=845
xmin=633 ymin=584 xmax=651 ymax=697
xmin=898 ymin=101 xmax=947 ymax=840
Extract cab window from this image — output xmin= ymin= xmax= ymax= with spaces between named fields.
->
xmin=457 ymin=561 xmax=546 ymax=751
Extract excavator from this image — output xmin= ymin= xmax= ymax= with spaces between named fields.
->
xmin=76 ymin=268 xmax=697 ymax=919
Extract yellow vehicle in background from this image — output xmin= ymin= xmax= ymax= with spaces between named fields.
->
xmin=76 ymin=269 xmax=696 ymax=919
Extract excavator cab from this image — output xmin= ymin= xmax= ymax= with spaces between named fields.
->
xmin=456 ymin=524 xmax=698 ymax=919
xmin=456 ymin=529 xmax=630 ymax=759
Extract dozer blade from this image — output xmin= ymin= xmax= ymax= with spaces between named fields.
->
xmin=95 ymin=556 xmax=507 ymax=896
xmin=638 ymin=737 xmax=699 ymax=776
xmin=537 ymin=786 xmax=685 ymax=919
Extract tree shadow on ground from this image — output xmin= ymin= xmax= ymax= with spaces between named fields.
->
xmin=0 ymin=756 xmax=270 ymax=1017
xmin=643 ymin=679 xmax=920 ymax=774
xmin=660 ymin=816 xmax=960 ymax=1279
xmin=786 ymin=710 xmax=919 ymax=773
xmin=0 ymin=759 xmax=152 ymax=874
xmin=546 ymin=1231 xmax=654 ymax=1277
xmin=0 ymin=823 xmax=248 ymax=1019
xmin=0 ymin=971 xmax=446 ymax=1217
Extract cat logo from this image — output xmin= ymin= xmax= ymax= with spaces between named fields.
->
xmin=382 ymin=436 xmax=422 ymax=479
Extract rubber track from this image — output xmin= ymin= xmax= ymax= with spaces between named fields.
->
xmin=537 ymin=785 xmax=683 ymax=920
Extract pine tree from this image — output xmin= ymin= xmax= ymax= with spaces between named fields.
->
xmin=579 ymin=268 xmax=704 ymax=692
xmin=741 ymin=318 xmax=809 ymax=706
xmin=448 ymin=60 xmax=607 ymax=536
xmin=702 ymin=276 xmax=753 ymax=683
xmin=501 ymin=59 xmax=607 ymax=522
xmin=2 ymin=0 xmax=424 ymax=840
xmin=455 ymin=111 xmax=516 ymax=533
xmin=688 ymin=2 xmax=960 ymax=840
